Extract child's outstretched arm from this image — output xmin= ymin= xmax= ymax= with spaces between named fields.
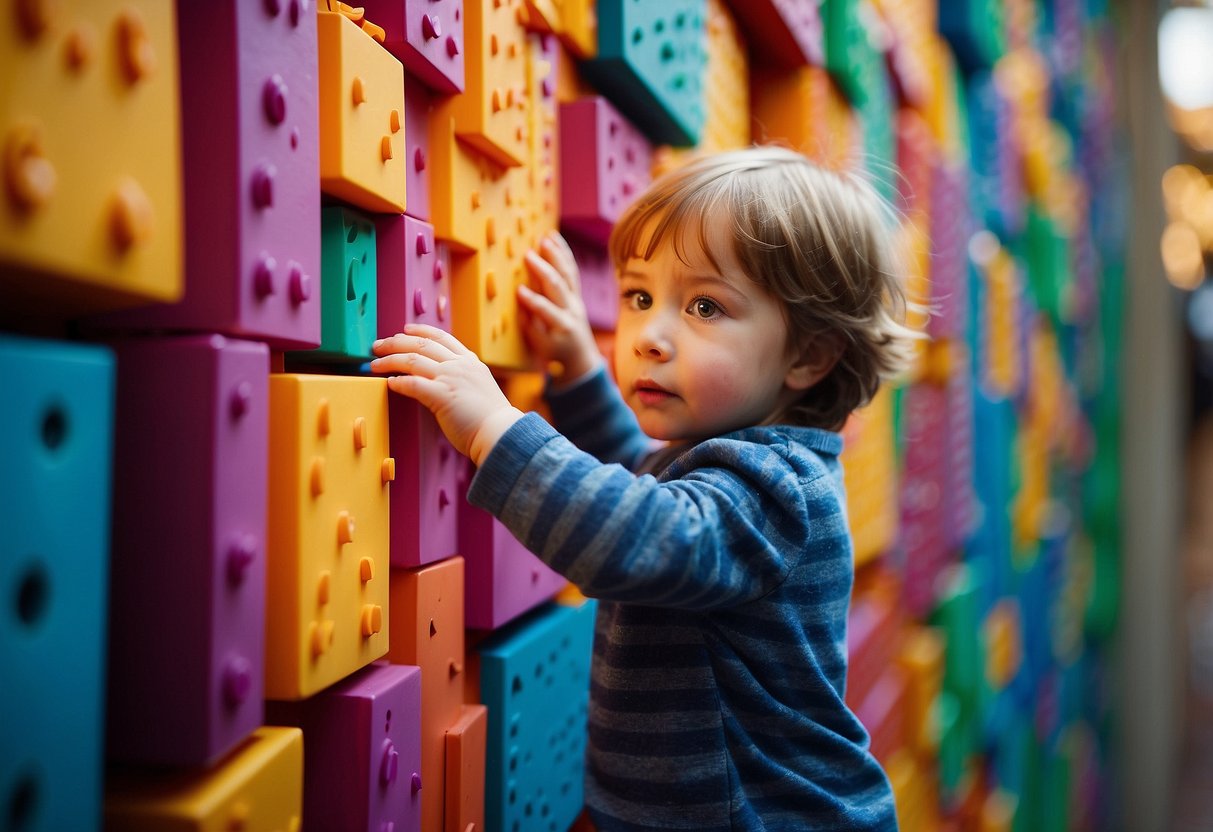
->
xmin=518 ymin=231 xmax=602 ymax=387
xmin=369 ymin=324 xmax=524 ymax=467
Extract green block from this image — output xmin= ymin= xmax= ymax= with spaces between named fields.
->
xmin=582 ymin=0 xmax=707 ymax=146
xmin=311 ymin=206 xmax=378 ymax=362
xmin=859 ymin=64 xmax=897 ymax=205
xmin=822 ymin=0 xmax=879 ymax=107
xmin=933 ymin=564 xmax=983 ymax=709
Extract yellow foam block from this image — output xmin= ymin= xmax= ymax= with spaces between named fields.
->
xmin=105 ymin=726 xmax=303 ymax=831
xmin=896 ymin=625 xmax=945 ymax=754
xmin=983 ymin=245 xmax=1022 ymax=397
xmin=841 ymin=385 xmax=898 ymax=567
xmin=265 ymin=374 xmax=392 ymax=699
xmin=0 ymin=0 xmax=182 ymax=314
xmin=556 ymin=0 xmax=597 ymax=59
xmin=318 ymin=10 xmax=406 ymax=213
xmin=442 ymin=0 xmax=530 ymax=168
xmin=982 ymin=599 xmax=1022 ymax=690
xmin=527 ymin=31 xmax=560 ymax=237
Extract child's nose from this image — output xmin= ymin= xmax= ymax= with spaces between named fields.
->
xmin=634 ymin=319 xmax=673 ymax=360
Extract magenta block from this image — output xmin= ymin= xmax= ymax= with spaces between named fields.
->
xmin=403 ymin=76 xmax=434 ymax=221
xmin=927 ymin=162 xmax=970 ymax=341
xmin=97 ymin=0 xmax=320 ymax=348
xmin=460 ymin=472 xmax=567 ymax=630
xmin=559 ymin=97 xmax=653 ymax=246
xmin=388 ymin=397 xmax=462 ymax=568
xmin=377 ymin=215 xmax=452 ymax=340
xmin=106 ymin=335 xmax=269 ymax=766
xmin=361 ymin=0 xmax=465 ymax=94
xmin=267 ymin=663 xmax=422 ymax=832
xmin=566 ymin=237 xmax=617 ymax=332
xmin=723 ymin=0 xmax=824 ymax=68
xmin=898 ymin=381 xmax=952 ymax=618
xmin=945 ymin=346 xmax=978 ymax=553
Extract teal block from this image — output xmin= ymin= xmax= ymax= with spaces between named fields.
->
xmin=822 ymin=0 xmax=879 ymax=107
xmin=310 ymin=206 xmax=378 ymax=361
xmin=939 ymin=0 xmax=1006 ymax=73
xmin=479 ymin=599 xmax=596 ymax=832
xmin=933 ymin=564 xmax=983 ymax=709
xmin=581 ymin=0 xmax=707 ymax=146
xmin=859 ymin=62 xmax=896 ymax=205
xmin=1 ymin=334 xmax=114 ymax=832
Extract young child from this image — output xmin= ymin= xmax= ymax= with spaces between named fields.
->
xmin=371 ymin=146 xmax=918 ymax=830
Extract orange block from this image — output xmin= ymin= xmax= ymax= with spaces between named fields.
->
xmin=0 ymin=0 xmax=182 ymax=316
xmin=318 ymin=10 xmax=406 ymax=213
xmin=389 ymin=557 xmax=467 ymax=832
xmin=528 ymin=31 xmax=561 ymax=239
xmin=439 ymin=0 xmax=530 ymax=168
xmin=751 ymin=64 xmax=830 ymax=161
xmin=556 ymin=0 xmax=597 ymax=59
xmin=445 ymin=704 xmax=488 ymax=832
xmin=982 ymin=599 xmax=1022 ymax=690
xmin=265 ymin=375 xmax=392 ymax=700
xmin=896 ymin=625 xmax=945 ymax=754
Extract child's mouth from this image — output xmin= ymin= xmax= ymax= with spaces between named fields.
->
xmin=635 ymin=381 xmax=676 ymax=405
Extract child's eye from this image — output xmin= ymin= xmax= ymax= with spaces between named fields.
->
xmin=623 ymin=289 xmax=652 ymax=311
xmin=688 ymin=297 xmax=722 ymax=319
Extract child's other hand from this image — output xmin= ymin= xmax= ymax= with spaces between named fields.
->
xmin=519 ymin=231 xmax=603 ymax=387
xmin=370 ymin=324 xmax=524 ymax=467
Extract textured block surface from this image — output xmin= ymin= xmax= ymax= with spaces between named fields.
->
xmin=0 ymin=0 xmax=182 ymax=315
xmin=479 ymin=599 xmax=596 ymax=832
xmin=722 ymin=0 xmax=823 ymax=67
xmin=318 ymin=10 xmax=407 ymax=213
xmin=105 ymin=726 xmax=303 ymax=831
xmin=404 ymin=76 xmax=435 ymax=221
xmin=387 ymin=395 xmax=462 ymax=568
xmin=266 ymin=663 xmax=422 ymax=832
xmin=97 ymin=0 xmax=320 ymax=348
xmin=314 ymin=206 xmax=380 ymax=361
xmin=362 ymin=0 xmax=466 ymax=94
xmin=558 ymin=97 xmax=652 ymax=246
xmin=582 ymin=0 xmax=708 ymax=146
xmin=376 ymin=214 xmax=452 ymax=338
xmin=107 ymin=335 xmax=269 ymax=767
xmin=445 ymin=704 xmax=488 ymax=832
xmin=388 ymin=556 xmax=467 ymax=832
xmin=1 ymin=335 xmax=113 ymax=832
xmin=265 ymin=374 xmax=392 ymax=699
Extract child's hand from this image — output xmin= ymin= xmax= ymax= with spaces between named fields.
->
xmin=370 ymin=324 xmax=524 ymax=467
xmin=519 ymin=231 xmax=603 ymax=387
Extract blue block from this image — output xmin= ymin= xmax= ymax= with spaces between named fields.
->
xmin=479 ymin=599 xmax=596 ymax=832
xmin=1 ymin=334 xmax=114 ymax=832
xmin=581 ymin=0 xmax=707 ymax=146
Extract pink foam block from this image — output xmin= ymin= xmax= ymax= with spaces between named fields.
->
xmin=361 ymin=0 xmax=466 ymax=94
xmin=106 ymin=335 xmax=269 ymax=767
xmin=566 ymin=237 xmax=617 ymax=332
xmin=723 ymin=0 xmax=824 ymax=68
xmin=388 ymin=397 xmax=462 ymax=568
xmin=96 ymin=1 xmax=320 ymax=348
xmin=845 ymin=590 xmax=901 ymax=710
xmin=376 ymin=215 xmax=453 ymax=339
xmin=266 ymin=663 xmax=422 ymax=832
xmin=559 ymin=97 xmax=653 ymax=246
xmin=403 ymin=76 xmax=435 ymax=221
xmin=898 ymin=381 xmax=953 ymax=618
xmin=460 ymin=467 xmax=567 ymax=630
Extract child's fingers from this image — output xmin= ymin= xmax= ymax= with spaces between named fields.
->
xmin=385 ymin=374 xmax=446 ymax=410
xmin=517 ymin=284 xmax=567 ymax=330
xmin=541 ymin=232 xmax=581 ymax=292
xmin=401 ymin=323 xmax=475 ymax=357
xmin=524 ymin=250 xmax=574 ymax=307
xmin=369 ymin=351 xmax=444 ymax=378
xmin=371 ymin=331 xmax=456 ymax=362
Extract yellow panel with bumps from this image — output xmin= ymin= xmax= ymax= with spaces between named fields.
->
xmin=840 ymin=385 xmax=898 ymax=567
xmin=0 ymin=0 xmax=182 ymax=315
xmin=265 ymin=374 xmax=393 ymax=700
xmin=105 ymin=727 xmax=303 ymax=831
xmin=318 ymin=10 xmax=406 ymax=213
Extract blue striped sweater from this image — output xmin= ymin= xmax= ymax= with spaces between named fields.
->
xmin=467 ymin=368 xmax=897 ymax=831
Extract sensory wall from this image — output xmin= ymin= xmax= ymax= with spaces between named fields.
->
xmin=0 ymin=0 xmax=1126 ymax=830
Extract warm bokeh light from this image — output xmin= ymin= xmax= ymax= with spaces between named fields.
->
xmin=1162 ymin=164 xmax=1207 ymax=221
xmin=1162 ymin=220 xmax=1207 ymax=290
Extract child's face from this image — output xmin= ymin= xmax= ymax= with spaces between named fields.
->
xmin=613 ymin=211 xmax=805 ymax=443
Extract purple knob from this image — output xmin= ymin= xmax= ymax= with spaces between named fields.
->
xmin=263 ymin=76 xmax=288 ymax=125
xmin=413 ymin=289 xmax=426 ymax=316
xmin=421 ymin=13 xmax=441 ymax=40
xmin=380 ymin=739 xmax=400 ymax=785
xmin=253 ymin=255 xmax=276 ymax=298
xmin=288 ymin=262 xmax=311 ymax=305
xmin=229 ymin=381 xmax=253 ymax=420
xmin=251 ymin=164 xmax=275 ymax=210
xmin=433 ymin=260 xmax=444 ymax=282
xmin=445 ymin=35 xmax=459 ymax=57
xmin=411 ymin=772 xmax=422 ymax=794
xmin=438 ymin=488 xmax=450 ymax=510
xmin=415 ymin=233 xmax=431 ymax=256
xmin=226 ymin=534 xmax=257 ymax=586
xmin=222 ymin=656 xmax=253 ymax=707
xmin=264 ymin=0 xmax=281 ymax=16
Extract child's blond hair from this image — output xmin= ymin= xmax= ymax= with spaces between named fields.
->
xmin=609 ymin=146 xmax=921 ymax=431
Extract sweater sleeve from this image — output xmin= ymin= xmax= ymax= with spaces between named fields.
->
xmin=468 ymin=412 xmax=835 ymax=610
xmin=543 ymin=365 xmax=655 ymax=469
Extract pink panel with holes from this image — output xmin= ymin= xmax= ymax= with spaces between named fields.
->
xmin=376 ymin=215 xmax=453 ymax=341
xmin=559 ymin=97 xmax=653 ymax=246
xmin=361 ymin=0 xmax=466 ymax=94
xmin=388 ymin=395 xmax=462 ymax=568
xmin=403 ymin=75 xmax=434 ymax=221
xmin=566 ymin=237 xmax=617 ymax=332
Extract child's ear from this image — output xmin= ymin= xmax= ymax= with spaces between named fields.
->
xmin=784 ymin=336 xmax=842 ymax=392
